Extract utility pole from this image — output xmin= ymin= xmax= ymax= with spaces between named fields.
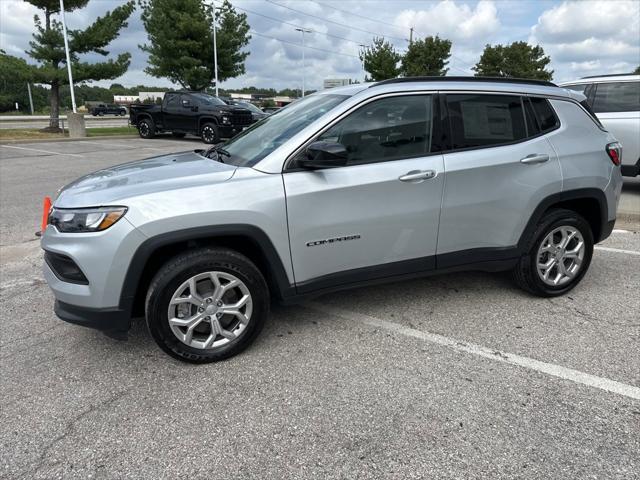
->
xmin=213 ymin=6 xmax=219 ymax=96
xmin=27 ymin=83 xmax=34 ymax=115
xmin=296 ymin=28 xmax=312 ymax=97
xmin=359 ymin=44 xmax=366 ymax=82
xmin=409 ymin=27 xmax=414 ymax=45
xmin=59 ymin=0 xmax=77 ymax=113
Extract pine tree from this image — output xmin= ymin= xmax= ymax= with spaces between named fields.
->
xmin=25 ymin=0 xmax=135 ymax=130
xmin=401 ymin=35 xmax=452 ymax=77
xmin=359 ymin=37 xmax=401 ymax=82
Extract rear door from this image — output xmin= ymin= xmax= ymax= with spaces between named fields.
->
xmin=437 ymin=93 xmax=561 ymax=266
xmin=283 ymin=93 xmax=445 ymax=290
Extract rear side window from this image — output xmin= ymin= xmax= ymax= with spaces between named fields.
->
xmin=446 ymin=94 xmax=526 ymax=149
xmin=529 ymin=97 xmax=559 ymax=132
xmin=591 ymin=82 xmax=640 ymax=113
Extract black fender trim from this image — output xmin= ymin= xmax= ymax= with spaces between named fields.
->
xmin=516 ymin=188 xmax=609 ymax=246
xmin=118 ymin=225 xmax=295 ymax=317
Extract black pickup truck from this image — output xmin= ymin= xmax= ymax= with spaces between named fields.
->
xmin=129 ymin=92 xmax=254 ymax=143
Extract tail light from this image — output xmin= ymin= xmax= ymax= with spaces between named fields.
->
xmin=606 ymin=142 xmax=622 ymax=166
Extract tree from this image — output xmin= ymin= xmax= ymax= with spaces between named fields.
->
xmin=360 ymin=37 xmax=401 ymax=81
xmin=25 ymin=0 xmax=135 ymax=129
xmin=401 ymin=35 xmax=451 ymax=77
xmin=473 ymin=41 xmax=553 ymax=81
xmin=634 ymin=65 xmax=640 ymax=74
xmin=140 ymin=0 xmax=250 ymax=91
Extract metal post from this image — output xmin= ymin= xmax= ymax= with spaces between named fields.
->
xmin=296 ymin=28 xmax=312 ymax=97
xmin=59 ymin=0 xmax=76 ymax=113
xmin=213 ymin=7 xmax=219 ymax=96
xmin=359 ymin=44 xmax=366 ymax=82
xmin=27 ymin=83 xmax=34 ymax=114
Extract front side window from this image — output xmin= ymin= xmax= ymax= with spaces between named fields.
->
xmin=312 ymin=95 xmax=434 ymax=166
xmin=446 ymin=94 xmax=526 ymax=149
xmin=591 ymin=82 xmax=640 ymax=113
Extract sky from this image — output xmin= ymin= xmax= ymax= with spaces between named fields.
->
xmin=1 ymin=0 xmax=639 ymax=91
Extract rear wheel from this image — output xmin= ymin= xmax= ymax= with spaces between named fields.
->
xmin=201 ymin=123 xmax=219 ymax=144
xmin=512 ymin=209 xmax=593 ymax=297
xmin=137 ymin=118 xmax=156 ymax=139
xmin=145 ymin=248 xmax=269 ymax=363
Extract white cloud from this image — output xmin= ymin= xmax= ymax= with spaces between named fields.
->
xmin=394 ymin=0 xmax=500 ymax=44
xmin=530 ymin=0 xmax=640 ymax=82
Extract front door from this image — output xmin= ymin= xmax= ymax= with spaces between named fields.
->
xmin=283 ymin=94 xmax=445 ymax=291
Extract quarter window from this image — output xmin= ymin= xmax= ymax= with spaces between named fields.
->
xmin=315 ymin=95 xmax=434 ymax=166
xmin=591 ymin=82 xmax=640 ymax=113
xmin=446 ymin=94 xmax=526 ymax=149
xmin=529 ymin=97 xmax=559 ymax=132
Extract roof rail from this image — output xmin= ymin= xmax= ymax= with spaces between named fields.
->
xmin=580 ymin=73 xmax=637 ymax=79
xmin=370 ymin=76 xmax=557 ymax=88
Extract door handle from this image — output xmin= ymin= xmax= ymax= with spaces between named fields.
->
xmin=399 ymin=170 xmax=436 ymax=182
xmin=520 ymin=154 xmax=549 ymax=164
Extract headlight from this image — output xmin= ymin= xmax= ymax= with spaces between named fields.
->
xmin=48 ymin=206 xmax=127 ymax=233
xmin=221 ymin=116 xmax=230 ymax=124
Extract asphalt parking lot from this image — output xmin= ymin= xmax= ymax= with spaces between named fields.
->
xmin=1 ymin=138 xmax=639 ymax=479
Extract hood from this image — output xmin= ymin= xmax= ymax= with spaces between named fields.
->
xmin=55 ymin=150 xmax=237 ymax=208
xmin=202 ymin=104 xmax=250 ymax=115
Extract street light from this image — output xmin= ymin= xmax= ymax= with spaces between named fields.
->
xmin=59 ymin=0 xmax=76 ymax=113
xmin=212 ymin=5 xmax=220 ymax=96
xmin=359 ymin=44 xmax=366 ymax=82
xmin=295 ymin=28 xmax=312 ymax=97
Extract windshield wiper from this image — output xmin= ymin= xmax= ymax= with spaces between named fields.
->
xmin=202 ymin=145 xmax=231 ymax=163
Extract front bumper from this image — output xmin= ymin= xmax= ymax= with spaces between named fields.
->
xmin=41 ymin=217 xmax=147 ymax=334
xmin=218 ymin=124 xmax=248 ymax=138
xmin=54 ymin=300 xmax=131 ymax=337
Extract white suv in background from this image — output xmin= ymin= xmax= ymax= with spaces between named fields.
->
xmin=561 ymin=74 xmax=640 ymax=177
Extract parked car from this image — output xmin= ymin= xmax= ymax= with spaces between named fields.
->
xmin=129 ymin=92 xmax=253 ymax=143
xmin=91 ymin=103 xmax=127 ymax=116
xmin=560 ymin=74 xmax=639 ymax=176
xmin=262 ymin=106 xmax=282 ymax=114
xmin=42 ymin=77 xmax=622 ymax=363
xmin=221 ymin=98 xmax=269 ymax=122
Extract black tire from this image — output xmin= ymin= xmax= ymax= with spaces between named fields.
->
xmin=145 ymin=248 xmax=269 ymax=363
xmin=137 ymin=118 xmax=156 ymax=139
xmin=201 ymin=122 xmax=219 ymax=144
xmin=512 ymin=208 xmax=593 ymax=297
xmin=171 ymin=132 xmax=186 ymax=138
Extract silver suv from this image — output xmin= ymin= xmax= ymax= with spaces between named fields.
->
xmin=42 ymin=77 xmax=623 ymax=363
xmin=560 ymin=74 xmax=640 ymax=176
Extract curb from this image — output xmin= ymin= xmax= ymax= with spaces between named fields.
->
xmin=0 ymin=134 xmax=139 ymax=145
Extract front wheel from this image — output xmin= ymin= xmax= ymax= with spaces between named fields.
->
xmin=512 ymin=209 xmax=593 ymax=297
xmin=137 ymin=118 xmax=155 ymax=139
xmin=145 ymin=248 xmax=269 ymax=363
xmin=201 ymin=123 xmax=219 ymax=144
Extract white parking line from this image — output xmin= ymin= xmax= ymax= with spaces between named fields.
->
xmin=0 ymin=144 xmax=82 ymax=157
xmin=306 ymin=302 xmax=640 ymax=400
xmin=595 ymin=246 xmax=640 ymax=256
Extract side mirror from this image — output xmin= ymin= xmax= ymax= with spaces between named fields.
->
xmin=299 ymin=141 xmax=348 ymax=169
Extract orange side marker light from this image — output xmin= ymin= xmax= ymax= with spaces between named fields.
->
xmin=41 ymin=196 xmax=52 ymax=233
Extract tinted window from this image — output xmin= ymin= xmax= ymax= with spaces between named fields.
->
xmin=315 ymin=95 xmax=433 ymax=165
xmin=529 ymin=97 xmax=559 ymax=132
xmin=523 ymin=98 xmax=540 ymax=136
xmin=591 ymin=82 xmax=640 ymax=113
xmin=446 ymin=94 xmax=526 ymax=149
xmin=165 ymin=95 xmax=178 ymax=107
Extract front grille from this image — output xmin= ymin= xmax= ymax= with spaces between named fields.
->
xmin=230 ymin=112 xmax=253 ymax=126
xmin=44 ymin=251 xmax=89 ymax=284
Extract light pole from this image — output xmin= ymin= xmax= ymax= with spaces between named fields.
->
xmin=213 ymin=6 xmax=220 ymax=96
xmin=59 ymin=0 xmax=76 ymax=113
xmin=359 ymin=44 xmax=366 ymax=82
xmin=295 ymin=28 xmax=312 ymax=97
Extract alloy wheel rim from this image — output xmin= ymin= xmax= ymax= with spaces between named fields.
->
xmin=536 ymin=226 xmax=585 ymax=287
xmin=167 ymin=271 xmax=253 ymax=349
xmin=203 ymin=126 xmax=214 ymax=142
xmin=140 ymin=122 xmax=149 ymax=136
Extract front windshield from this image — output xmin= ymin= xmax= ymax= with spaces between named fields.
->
xmin=192 ymin=93 xmax=226 ymax=106
xmin=220 ymin=94 xmax=349 ymax=167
